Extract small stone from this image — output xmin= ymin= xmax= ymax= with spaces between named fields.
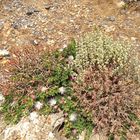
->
xmin=11 ymin=22 xmax=20 ymax=29
xmin=0 ymin=49 xmax=10 ymax=57
xmin=131 ymin=37 xmax=137 ymax=42
xmin=31 ymin=40 xmax=39 ymax=46
xmin=104 ymin=25 xmax=115 ymax=32
xmin=0 ymin=93 xmax=5 ymax=106
xmin=0 ymin=20 xmax=4 ymax=30
xmin=47 ymin=39 xmax=55 ymax=45
xmin=44 ymin=4 xmax=53 ymax=10
xmin=3 ymin=5 xmax=12 ymax=12
xmin=116 ymin=1 xmax=126 ymax=8
xmin=26 ymin=7 xmax=39 ymax=16
xmin=106 ymin=16 xmax=116 ymax=22
xmin=120 ymin=9 xmax=127 ymax=14
xmin=41 ymin=86 xmax=47 ymax=92
xmin=26 ymin=11 xmax=33 ymax=16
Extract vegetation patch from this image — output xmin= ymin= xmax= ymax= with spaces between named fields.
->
xmin=0 ymin=30 xmax=140 ymax=139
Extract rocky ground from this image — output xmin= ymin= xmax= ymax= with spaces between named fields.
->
xmin=0 ymin=0 xmax=140 ymax=50
xmin=0 ymin=0 xmax=140 ymax=140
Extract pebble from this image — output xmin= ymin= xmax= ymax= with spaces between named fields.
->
xmin=0 ymin=49 xmax=10 ymax=57
xmin=31 ymin=40 xmax=39 ymax=46
xmin=103 ymin=25 xmax=116 ymax=32
xmin=116 ymin=1 xmax=126 ymax=8
xmin=131 ymin=37 xmax=137 ymax=42
xmin=26 ymin=7 xmax=39 ymax=16
xmin=44 ymin=4 xmax=53 ymax=10
xmin=0 ymin=93 xmax=5 ymax=106
xmin=0 ymin=20 xmax=4 ymax=30
xmin=3 ymin=5 xmax=12 ymax=12
xmin=106 ymin=16 xmax=116 ymax=22
xmin=11 ymin=22 xmax=19 ymax=29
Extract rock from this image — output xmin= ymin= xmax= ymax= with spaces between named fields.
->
xmin=11 ymin=17 xmax=34 ymax=29
xmin=1 ymin=112 xmax=65 ymax=140
xmin=131 ymin=37 xmax=138 ymax=42
xmin=78 ymin=130 xmax=86 ymax=140
xmin=0 ymin=20 xmax=4 ymax=30
xmin=26 ymin=7 xmax=39 ymax=16
xmin=120 ymin=9 xmax=127 ymax=14
xmin=44 ymin=4 xmax=53 ymax=10
xmin=103 ymin=25 xmax=115 ymax=32
xmin=26 ymin=11 xmax=34 ymax=16
xmin=31 ymin=40 xmax=39 ymax=46
xmin=106 ymin=16 xmax=116 ymax=22
xmin=11 ymin=22 xmax=19 ymax=29
xmin=0 ymin=49 xmax=10 ymax=57
xmin=3 ymin=4 xmax=12 ymax=12
xmin=116 ymin=1 xmax=126 ymax=8
xmin=48 ymin=132 xmax=55 ymax=138
xmin=0 ymin=93 xmax=5 ymax=106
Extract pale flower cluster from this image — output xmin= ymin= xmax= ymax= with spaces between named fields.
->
xmin=34 ymin=101 xmax=43 ymax=110
xmin=59 ymin=86 xmax=66 ymax=94
xmin=74 ymin=31 xmax=131 ymax=72
xmin=69 ymin=113 xmax=77 ymax=122
xmin=49 ymin=98 xmax=57 ymax=106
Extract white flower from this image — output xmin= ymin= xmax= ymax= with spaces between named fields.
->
xmin=69 ymin=113 xmax=77 ymax=122
xmin=68 ymin=55 xmax=74 ymax=61
xmin=0 ymin=93 xmax=5 ymax=105
xmin=0 ymin=49 xmax=9 ymax=57
xmin=34 ymin=101 xmax=43 ymax=110
xmin=41 ymin=86 xmax=47 ymax=92
xmin=59 ymin=48 xmax=63 ymax=52
xmin=29 ymin=111 xmax=39 ymax=123
xmin=59 ymin=87 xmax=66 ymax=94
xmin=49 ymin=98 xmax=57 ymax=106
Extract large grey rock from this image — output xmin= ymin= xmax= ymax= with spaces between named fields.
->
xmin=1 ymin=112 xmax=66 ymax=140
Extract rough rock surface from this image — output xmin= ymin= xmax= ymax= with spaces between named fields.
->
xmin=0 ymin=0 xmax=140 ymax=50
xmin=0 ymin=112 xmax=66 ymax=140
